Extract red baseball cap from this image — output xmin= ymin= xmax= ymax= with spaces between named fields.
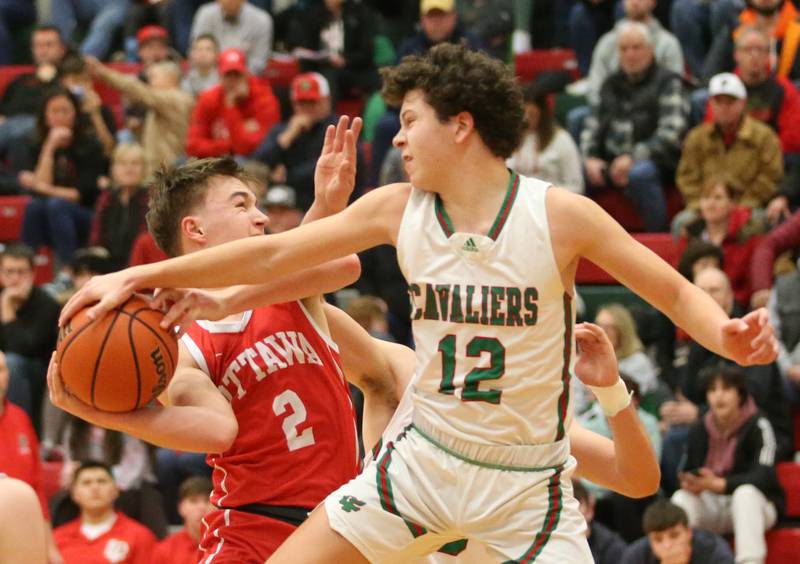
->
xmin=290 ymin=73 xmax=330 ymax=101
xmin=137 ymin=25 xmax=169 ymax=45
xmin=218 ymin=48 xmax=248 ymax=75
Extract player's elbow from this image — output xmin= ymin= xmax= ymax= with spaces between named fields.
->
xmin=340 ymin=254 xmax=361 ymax=286
xmin=209 ymin=417 xmax=238 ymax=453
xmin=621 ymin=465 xmax=661 ymax=498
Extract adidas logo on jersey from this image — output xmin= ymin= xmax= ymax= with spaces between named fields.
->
xmin=462 ymin=237 xmax=479 ymax=253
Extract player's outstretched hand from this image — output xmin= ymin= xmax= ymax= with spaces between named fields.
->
xmin=314 ymin=115 xmax=362 ymax=214
xmin=151 ymin=288 xmax=228 ymax=337
xmin=59 ymin=270 xmax=136 ymax=326
xmin=574 ymin=322 xmax=619 ymax=387
xmin=721 ymin=307 xmax=778 ymax=366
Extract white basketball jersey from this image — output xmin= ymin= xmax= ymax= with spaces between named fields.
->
xmin=396 ymin=172 xmax=575 ymax=446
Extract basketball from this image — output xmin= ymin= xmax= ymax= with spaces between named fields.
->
xmin=56 ymin=295 xmax=178 ymax=412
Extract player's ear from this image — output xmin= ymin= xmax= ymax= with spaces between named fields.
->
xmin=453 ymin=111 xmax=474 ymax=143
xmin=182 ymin=216 xmax=206 ymax=244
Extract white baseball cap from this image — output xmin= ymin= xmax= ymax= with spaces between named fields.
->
xmin=708 ymin=73 xmax=747 ymax=100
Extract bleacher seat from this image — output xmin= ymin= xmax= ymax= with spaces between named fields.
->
xmin=576 ymin=233 xmax=678 ymax=284
xmin=777 ymin=462 xmax=800 ymax=518
xmin=514 ymin=49 xmax=580 ymax=84
xmin=263 ymin=55 xmax=300 ymax=88
xmin=591 ymin=185 xmax=684 ymax=233
xmin=0 ymin=195 xmax=30 ymax=242
xmin=767 ymin=528 xmax=800 ymax=564
xmin=33 ymin=247 xmax=53 ymax=285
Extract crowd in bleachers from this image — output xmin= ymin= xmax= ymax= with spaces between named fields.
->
xmin=1 ymin=0 xmax=800 ymax=562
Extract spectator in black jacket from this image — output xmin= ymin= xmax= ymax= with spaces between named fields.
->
xmin=0 ymin=243 xmax=60 ymax=426
xmin=622 ymin=499 xmax=734 ymax=564
xmin=672 ymin=365 xmax=784 ymax=564
xmin=252 ymin=72 xmax=364 ymax=211
xmin=288 ymin=0 xmax=378 ymax=101
xmin=574 ymin=479 xmax=627 ymax=564
xmin=581 ymin=21 xmax=689 ymax=232
xmin=15 ymin=87 xmax=108 ymax=282
xmin=0 ymin=25 xmax=66 ymax=157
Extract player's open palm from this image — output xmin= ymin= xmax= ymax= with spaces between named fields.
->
xmin=721 ymin=307 xmax=778 ymax=366
xmin=574 ymin=322 xmax=620 ymax=388
xmin=314 ymin=115 xmax=362 ymax=213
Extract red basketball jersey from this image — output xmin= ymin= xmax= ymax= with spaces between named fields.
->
xmin=181 ymin=301 xmax=359 ymax=509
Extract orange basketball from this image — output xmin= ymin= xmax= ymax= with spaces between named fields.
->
xmin=56 ymin=295 xmax=178 ymax=412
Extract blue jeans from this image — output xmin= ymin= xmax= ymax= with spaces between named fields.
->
xmin=670 ymin=0 xmax=743 ymax=78
xmin=5 ymin=352 xmax=46 ymax=428
xmin=0 ymin=0 xmax=36 ymax=65
xmin=155 ymin=448 xmax=212 ymax=524
xmin=660 ymin=424 xmax=691 ymax=495
xmin=0 ymin=114 xmax=35 ymax=157
xmin=625 ymin=159 xmax=668 ymax=232
xmin=568 ymin=0 xmax=624 ymax=76
xmin=21 ymin=197 xmax=94 ymax=266
xmin=689 ymin=88 xmax=709 ymax=127
xmin=50 ymin=0 xmax=130 ymax=60
xmin=566 ymin=105 xmax=591 ymax=144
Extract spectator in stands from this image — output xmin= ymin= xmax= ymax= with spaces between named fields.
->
xmin=253 ymin=72 xmax=362 ymax=210
xmin=123 ymin=2 xmax=171 ymax=62
xmin=569 ymin=0 xmax=622 ymax=77
xmin=508 ymin=84 xmax=584 ymax=193
xmin=127 ymin=232 xmax=168 ymax=267
xmin=190 ymin=0 xmax=272 ymax=76
xmin=50 ymin=0 xmax=128 ymax=61
xmin=704 ymin=0 xmax=800 ymax=83
xmin=750 ymin=209 xmax=800 ymax=308
xmin=660 ymin=267 xmax=793 ymax=492
xmin=677 ymin=178 xmax=765 ymax=307
xmin=770 ymin=262 xmax=800 ymax=404
xmin=16 ymin=87 xmax=108 ymax=278
xmin=581 ymin=21 xmax=688 ymax=232
xmin=89 ymin=143 xmax=149 ymax=270
xmin=262 ymin=184 xmax=302 ymax=234
xmin=153 ymin=447 xmax=211 ymax=526
xmin=675 ymin=73 xmax=783 ymax=234
xmin=152 ymin=476 xmax=212 ymax=564
xmin=0 ymin=0 xmax=36 ymax=66
xmin=87 ymin=56 xmax=194 ymax=178
xmin=0 ymin=350 xmax=62 ymax=562
xmin=670 ymin=0 xmax=743 ymax=79
xmin=621 ymin=499 xmax=734 ymax=564
xmin=574 ymin=479 xmax=628 ymax=564
xmin=53 ymin=461 xmax=157 ymax=563
xmin=0 ymin=25 xmax=66 ymax=157
xmin=288 ymin=0 xmax=378 ymax=101
xmin=58 ymin=53 xmax=116 ymax=157
xmin=676 ymin=240 xmax=725 ymax=282
xmin=0 ymin=243 xmax=60 ymax=424
xmin=587 ymin=0 xmax=684 ymax=107
xmin=181 ymin=33 xmax=220 ymax=98
xmin=186 ymin=48 xmax=280 ymax=159
xmin=729 ymin=26 xmax=800 ymax=153
xmin=672 ymin=365 xmax=784 ymax=564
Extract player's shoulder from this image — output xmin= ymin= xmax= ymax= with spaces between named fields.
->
xmin=362 ymin=182 xmax=412 ymax=207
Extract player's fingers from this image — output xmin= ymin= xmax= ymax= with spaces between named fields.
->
xmin=320 ymin=123 xmax=335 ymax=155
xmin=332 ymin=115 xmax=349 ymax=153
xmin=59 ymin=289 xmax=88 ymax=326
xmin=151 ymin=288 xmax=181 ymax=312
xmin=160 ymin=297 xmax=193 ymax=329
xmin=721 ymin=317 xmax=748 ymax=336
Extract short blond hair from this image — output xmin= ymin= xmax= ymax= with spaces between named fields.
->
xmin=111 ymin=142 xmax=145 ymax=164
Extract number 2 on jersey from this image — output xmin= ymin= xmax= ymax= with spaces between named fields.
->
xmin=273 ymin=389 xmax=316 ymax=451
xmin=438 ymin=335 xmax=505 ymax=404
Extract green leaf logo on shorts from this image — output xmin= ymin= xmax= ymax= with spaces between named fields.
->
xmin=339 ymin=495 xmax=366 ymax=513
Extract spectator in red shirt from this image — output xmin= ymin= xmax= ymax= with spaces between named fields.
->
xmin=185 ymin=48 xmax=280 ymax=159
xmin=152 ymin=476 xmax=212 ymax=564
xmin=0 ymin=350 xmax=62 ymax=562
xmin=54 ymin=461 xmax=156 ymax=564
xmin=677 ymin=177 xmax=765 ymax=308
xmin=750 ymin=208 xmax=800 ymax=308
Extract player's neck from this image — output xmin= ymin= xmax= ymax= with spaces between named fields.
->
xmin=435 ymin=156 xmax=511 ymax=234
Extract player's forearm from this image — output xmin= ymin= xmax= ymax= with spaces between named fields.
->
xmin=668 ymin=281 xmax=728 ymax=357
xmin=605 ymin=405 xmax=660 ymax=497
xmin=72 ymin=403 xmax=237 ymax=453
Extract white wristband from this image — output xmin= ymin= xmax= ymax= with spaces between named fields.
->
xmin=588 ymin=378 xmax=632 ymax=417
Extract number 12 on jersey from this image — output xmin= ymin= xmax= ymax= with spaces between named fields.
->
xmin=438 ymin=335 xmax=506 ymax=404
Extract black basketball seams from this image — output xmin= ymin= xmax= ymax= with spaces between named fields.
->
xmin=119 ymin=307 xmax=177 ymax=372
xmin=91 ymin=308 xmax=125 ymax=408
xmin=57 ymin=312 xmax=99 ymax=366
xmin=127 ymin=312 xmax=143 ymax=411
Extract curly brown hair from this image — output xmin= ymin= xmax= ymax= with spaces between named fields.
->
xmin=146 ymin=157 xmax=251 ymax=257
xmin=380 ymin=43 xmax=525 ymax=159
